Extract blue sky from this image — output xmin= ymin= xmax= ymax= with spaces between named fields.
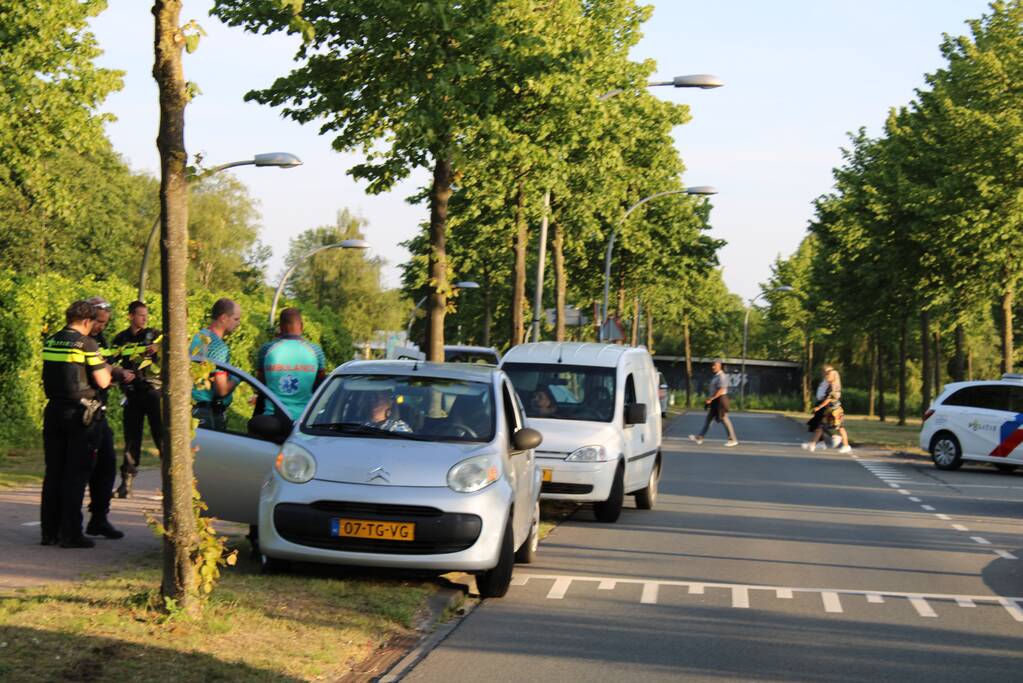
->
xmin=90 ymin=1 xmax=992 ymax=302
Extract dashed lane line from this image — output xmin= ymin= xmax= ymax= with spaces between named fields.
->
xmin=510 ymin=573 xmax=1023 ymax=624
xmin=971 ymin=536 xmax=992 ymax=545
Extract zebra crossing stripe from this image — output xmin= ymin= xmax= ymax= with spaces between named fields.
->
xmin=821 ymin=592 xmax=843 ymax=613
xmin=909 ymin=597 xmax=937 ymax=618
xmin=641 ymin=583 xmax=659 ymax=605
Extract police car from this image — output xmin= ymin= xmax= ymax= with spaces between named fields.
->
xmin=920 ymin=374 xmax=1023 ymax=472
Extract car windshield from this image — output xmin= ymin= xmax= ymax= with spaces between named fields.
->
xmin=302 ymin=374 xmax=495 ymax=442
xmin=503 ymin=363 xmax=616 ymax=422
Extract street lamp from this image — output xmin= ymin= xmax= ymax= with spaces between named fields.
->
xmin=268 ymin=239 xmax=371 ymax=327
xmin=406 ymin=281 xmax=479 ymax=341
xmin=597 ymin=74 xmax=724 ymax=101
xmin=599 ymin=186 xmax=719 ymax=342
xmin=137 ymin=152 xmax=303 ymax=301
xmin=740 ymin=286 xmax=794 ymax=410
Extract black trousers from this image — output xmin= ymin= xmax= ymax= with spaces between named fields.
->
xmin=122 ymin=388 xmax=162 ymax=476
xmin=41 ymin=402 xmax=95 ymax=540
xmin=87 ymin=418 xmax=116 ymax=520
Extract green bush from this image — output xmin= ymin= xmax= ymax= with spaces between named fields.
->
xmin=742 ymin=393 xmax=803 ymax=412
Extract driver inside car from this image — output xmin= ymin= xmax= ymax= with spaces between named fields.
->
xmin=362 ymin=391 xmax=413 ymax=433
xmin=530 ymin=385 xmax=558 ymax=417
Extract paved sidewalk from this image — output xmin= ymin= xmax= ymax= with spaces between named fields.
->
xmin=0 ymin=470 xmax=244 ymax=592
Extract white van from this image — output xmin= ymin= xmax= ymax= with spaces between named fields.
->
xmin=501 ymin=342 xmax=662 ymax=522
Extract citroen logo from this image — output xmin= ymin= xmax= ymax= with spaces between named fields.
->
xmin=367 ymin=466 xmax=390 ymax=484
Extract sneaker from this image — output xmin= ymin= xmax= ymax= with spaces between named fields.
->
xmin=800 ymin=442 xmax=816 ymax=452
xmin=86 ymin=519 xmax=125 ymax=540
xmin=725 ymin=440 xmax=739 ymax=447
xmin=688 ymin=435 xmax=703 ymax=445
xmin=838 ymin=445 xmax=852 ymax=454
xmin=59 ymin=535 xmax=95 ymax=549
xmin=831 ymin=435 xmax=843 ymax=449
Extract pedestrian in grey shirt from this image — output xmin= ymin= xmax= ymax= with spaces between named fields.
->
xmin=689 ymin=360 xmax=739 ymax=446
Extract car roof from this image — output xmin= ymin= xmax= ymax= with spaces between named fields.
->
xmin=939 ymin=377 xmax=1023 ymax=394
xmin=445 ymin=345 xmax=499 ymax=355
xmin=333 ymin=359 xmax=500 ymax=383
xmin=501 ymin=342 xmax=644 ymax=368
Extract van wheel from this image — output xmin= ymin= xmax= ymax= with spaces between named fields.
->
xmin=593 ymin=465 xmax=625 ymax=523
xmin=477 ymin=520 xmax=514 ymax=598
xmin=515 ymin=502 xmax=540 ymax=564
xmin=635 ymin=458 xmax=660 ymax=510
xmin=260 ymin=553 xmax=291 ymax=575
xmin=931 ymin=432 xmax=963 ymax=471
xmin=994 ymin=463 xmax=1019 ymax=473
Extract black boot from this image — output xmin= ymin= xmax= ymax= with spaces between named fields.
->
xmin=86 ymin=517 xmax=125 ymax=539
xmin=59 ymin=535 xmax=95 ymax=548
xmin=115 ymin=473 xmax=134 ymax=499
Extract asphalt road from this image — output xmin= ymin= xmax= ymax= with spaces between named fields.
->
xmin=404 ymin=412 xmax=1023 ymax=682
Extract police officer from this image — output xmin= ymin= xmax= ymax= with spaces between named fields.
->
xmin=111 ymin=301 xmax=162 ymax=498
xmin=256 ymin=308 xmax=327 ymax=419
xmin=40 ymin=301 xmax=112 ymax=548
xmin=83 ymin=296 xmax=133 ymax=540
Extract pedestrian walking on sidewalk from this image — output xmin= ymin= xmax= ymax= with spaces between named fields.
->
xmin=689 ymin=360 xmax=739 ymax=447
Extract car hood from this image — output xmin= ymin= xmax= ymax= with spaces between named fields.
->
xmin=291 ymin=432 xmax=496 ymax=487
xmin=527 ymin=418 xmax=622 ymax=455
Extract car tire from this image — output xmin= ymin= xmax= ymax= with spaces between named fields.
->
xmin=477 ymin=519 xmax=515 ymax=599
xmin=634 ymin=458 xmax=660 ymax=511
xmin=593 ymin=464 xmax=625 ymax=523
xmin=514 ymin=502 xmax=540 ymax=564
xmin=994 ymin=463 xmax=1019 ymax=473
xmin=930 ymin=432 xmax=963 ymax=471
xmin=260 ymin=553 xmax=291 ymax=575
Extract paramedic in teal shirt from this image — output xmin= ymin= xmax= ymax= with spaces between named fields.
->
xmin=257 ymin=308 xmax=327 ymax=420
xmin=189 ymin=298 xmax=242 ymax=430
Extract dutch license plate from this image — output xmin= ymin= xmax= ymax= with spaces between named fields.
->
xmin=331 ymin=518 xmax=415 ymax=541
xmin=542 ymin=468 xmax=553 ymax=482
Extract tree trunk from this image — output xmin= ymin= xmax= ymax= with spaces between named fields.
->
xmin=1002 ymin=280 xmax=1014 ymax=374
xmin=933 ymin=330 xmax=942 ymax=390
xmin=646 ymin=311 xmax=654 ymax=350
xmin=630 ymin=298 xmax=639 ymax=346
xmin=868 ymin=333 xmax=877 ymax=418
xmin=877 ymin=336 xmax=886 ymax=422
xmin=802 ymin=335 xmax=814 ymax=413
xmin=952 ymin=323 xmax=966 ymax=382
xmin=481 ymin=269 xmax=492 ymax=349
xmin=425 ymin=156 xmax=452 ymax=362
xmin=552 ymin=212 xmax=566 ymax=342
xmin=154 ymin=0 xmax=198 ymax=615
xmin=898 ymin=318 xmax=908 ymax=426
xmin=510 ymin=184 xmax=527 ymax=346
xmin=920 ymin=312 xmax=932 ymax=414
xmin=683 ymin=319 xmax=693 ymax=408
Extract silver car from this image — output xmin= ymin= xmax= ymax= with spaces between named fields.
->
xmin=192 ymin=359 xmax=543 ymax=598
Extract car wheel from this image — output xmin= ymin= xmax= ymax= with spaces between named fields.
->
xmin=634 ymin=458 xmax=660 ymax=511
xmin=994 ymin=463 xmax=1019 ymax=473
xmin=930 ymin=432 xmax=963 ymax=471
xmin=514 ymin=502 xmax=540 ymax=564
xmin=593 ymin=464 xmax=625 ymax=523
xmin=260 ymin=553 xmax=291 ymax=575
xmin=477 ymin=520 xmax=515 ymax=599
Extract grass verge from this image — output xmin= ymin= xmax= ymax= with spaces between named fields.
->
xmin=1 ymin=441 xmax=160 ymax=489
xmin=752 ymin=409 xmax=924 ymax=452
xmin=0 ymin=548 xmax=436 ymax=682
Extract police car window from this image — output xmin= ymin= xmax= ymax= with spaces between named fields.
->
xmin=1008 ymin=386 xmax=1023 ymax=414
xmin=943 ymin=386 xmax=978 ymax=407
xmin=944 ymin=385 xmax=1009 ymax=411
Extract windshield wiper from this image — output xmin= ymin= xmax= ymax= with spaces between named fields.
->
xmin=308 ymin=422 xmax=431 ymax=441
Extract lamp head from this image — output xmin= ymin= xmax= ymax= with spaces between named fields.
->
xmin=253 ymin=152 xmax=303 ymax=168
xmin=673 ymin=74 xmax=724 ymax=89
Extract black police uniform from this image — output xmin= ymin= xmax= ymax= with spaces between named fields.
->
xmin=111 ymin=326 xmax=162 ymax=496
xmin=84 ymin=331 xmax=122 ymax=538
xmin=40 ymin=328 xmax=106 ymax=546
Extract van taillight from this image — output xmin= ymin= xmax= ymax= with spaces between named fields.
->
xmin=923 ymin=409 xmax=935 ymax=422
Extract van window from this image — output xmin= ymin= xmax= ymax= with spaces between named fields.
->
xmin=625 ymin=374 xmax=637 ymax=405
xmin=942 ymin=385 xmax=1011 ymax=411
xmin=503 ymin=362 xmax=616 ymax=423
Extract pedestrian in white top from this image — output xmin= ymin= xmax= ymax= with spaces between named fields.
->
xmin=689 ymin=360 xmax=739 ymax=447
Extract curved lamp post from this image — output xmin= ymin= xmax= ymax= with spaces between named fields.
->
xmin=406 ymin=281 xmax=479 ymax=341
xmin=137 ymin=152 xmax=303 ymax=301
xmin=598 ymin=73 xmax=723 ymax=102
xmin=268 ymin=239 xmax=371 ymax=328
xmin=599 ymin=186 xmax=718 ymax=342
xmin=740 ymin=285 xmax=794 ymax=409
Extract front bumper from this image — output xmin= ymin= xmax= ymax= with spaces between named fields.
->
xmin=258 ymin=476 xmax=512 ymax=571
xmin=536 ymin=456 xmax=618 ymax=502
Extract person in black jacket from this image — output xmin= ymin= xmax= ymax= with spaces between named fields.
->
xmin=40 ymin=301 xmax=113 ymax=548
xmin=111 ymin=300 xmax=162 ymax=498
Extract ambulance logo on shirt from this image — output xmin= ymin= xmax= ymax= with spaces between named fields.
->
xmin=278 ymin=374 xmax=300 ymax=396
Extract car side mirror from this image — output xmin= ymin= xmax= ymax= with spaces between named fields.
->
xmin=625 ymin=403 xmax=647 ymax=425
xmin=512 ymin=427 xmax=543 ymax=452
xmin=248 ymin=413 xmax=292 ymax=444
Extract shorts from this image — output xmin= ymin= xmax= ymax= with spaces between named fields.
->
xmin=825 ymin=405 xmax=844 ymax=429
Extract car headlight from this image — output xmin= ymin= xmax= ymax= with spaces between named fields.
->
xmin=566 ymin=445 xmax=609 ymax=462
xmin=275 ymin=442 xmax=316 ymax=484
xmin=448 ymin=454 xmax=500 ymax=493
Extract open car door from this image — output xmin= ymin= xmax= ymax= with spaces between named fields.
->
xmin=191 ymin=357 xmax=293 ymax=525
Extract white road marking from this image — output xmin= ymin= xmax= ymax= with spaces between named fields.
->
xmin=921 ymin=505 xmax=936 ymax=511
xmin=994 ymin=550 xmax=1019 ymax=560
xmin=776 ymin=588 xmax=793 ymax=599
xmin=20 ymin=521 xmax=41 ymax=527
xmin=909 ymin=497 xmax=922 ymax=502
xmin=952 ymin=524 xmax=969 ymax=532
xmin=935 ymin=514 xmax=951 ymax=520
xmin=511 ymin=576 xmax=529 ymax=586
xmin=641 ymin=583 xmax=659 ymax=605
xmin=909 ymin=597 xmax=938 ymax=618
xmin=956 ymin=598 xmax=976 ymax=607
xmin=821 ymin=591 xmax=843 ymax=613
xmin=688 ymin=584 xmax=705 ymax=595
xmin=866 ymin=593 xmax=885 ymax=604
xmin=897 ymin=489 xmax=911 ymax=495
xmin=732 ymin=586 xmax=750 ymax=609
xmin=889 ymin=483 xmax=901 ymax=489
xmin=546 ymin=577 xmax=572 ymax=599
xmin=971 ymin=536 xmax=992 ymax=545
xmin=1000 ymin=598 xmax=1023 ymax=622
xmin=598 ymin=579 xmax=616 ymax=590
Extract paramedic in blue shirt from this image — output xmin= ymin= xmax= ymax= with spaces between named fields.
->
xmin=189 ymin=298 xmax=242 ymax=430
xmin=256 ymin=307 xmax=327 ymax=420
